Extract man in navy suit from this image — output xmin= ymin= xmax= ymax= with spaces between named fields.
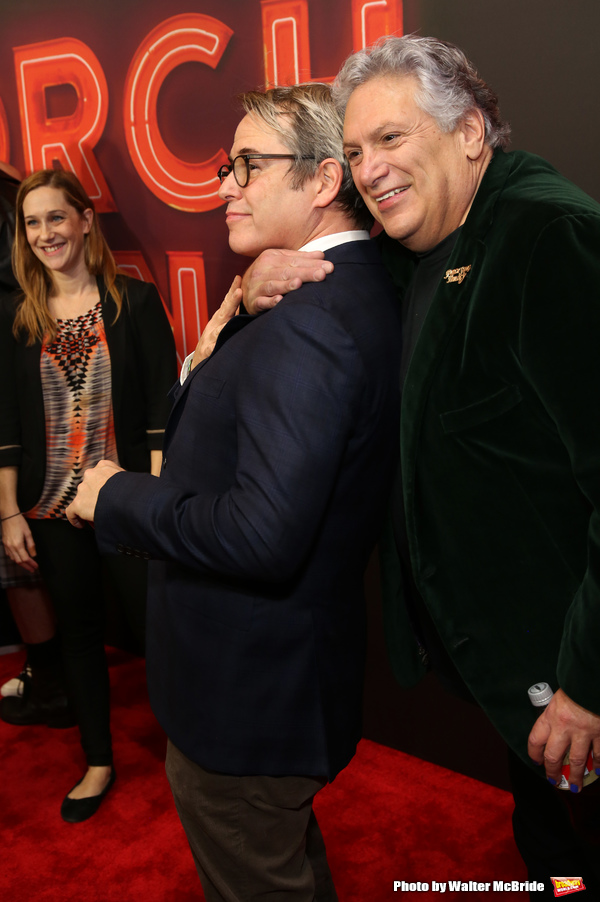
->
xmin=67 ymin=83 xmax=402 ymax=901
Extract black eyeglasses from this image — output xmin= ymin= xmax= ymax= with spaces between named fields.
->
xmin=217 ymin=153 xmax=315 ymax=188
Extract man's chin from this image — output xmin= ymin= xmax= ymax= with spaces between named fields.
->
xmin=228 ymin=238 xmax=263 ymax=259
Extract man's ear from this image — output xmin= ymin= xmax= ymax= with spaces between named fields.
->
xmin=460 ymin=108 xmax=487 ymax=161
xmin=312 ymin=158 xmax=343 ymax=209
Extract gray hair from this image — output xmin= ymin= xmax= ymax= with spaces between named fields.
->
xmin=240 ymin=83 xmax=373 ymax=229
xmin=332 ymin=35 xmax=511 ymax=150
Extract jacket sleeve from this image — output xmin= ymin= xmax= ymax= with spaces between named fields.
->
xmin=519 ymin=211 xmax=600 ymax=715
xmin=95 ymin=297 xmax=366 ymax=582
xmin=123 ymin=278 xmax=177 ymax=452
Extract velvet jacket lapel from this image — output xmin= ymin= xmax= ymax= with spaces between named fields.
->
xmin=379 ymin=151 xmax=514 ymax=568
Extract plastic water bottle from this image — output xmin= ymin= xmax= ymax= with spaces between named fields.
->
xmin=528 ymin=682 xmax=598 ymax=790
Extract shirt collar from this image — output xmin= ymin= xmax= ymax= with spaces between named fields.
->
xmin=300 ymin=230 xmax=370 ymax=253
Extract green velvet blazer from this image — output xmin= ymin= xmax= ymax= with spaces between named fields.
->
xmin=378 ymin=149 xmax=600 ymax=767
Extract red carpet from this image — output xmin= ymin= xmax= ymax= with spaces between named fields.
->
xmin=0 ymin=648 xmax=527 ymax=901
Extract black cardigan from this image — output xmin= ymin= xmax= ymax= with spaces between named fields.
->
xmin=0 ymin=274 xmax=177 ymax=512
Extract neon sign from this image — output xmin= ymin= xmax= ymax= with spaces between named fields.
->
xmin=2 ymin=0 xmax=402 ymax=359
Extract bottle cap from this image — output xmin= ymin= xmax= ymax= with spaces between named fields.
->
xmin=528 ymin=682 xmax=554 ymax=707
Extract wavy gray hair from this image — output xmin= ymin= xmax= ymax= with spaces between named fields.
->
xmin=240 ymin=83 xmax=373 ymax=229
xmin=332 ymin=35 xmax=511 ymax=150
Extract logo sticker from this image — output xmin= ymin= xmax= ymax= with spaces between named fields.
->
xmin=551 ymin=877 xmax=586 ymax=897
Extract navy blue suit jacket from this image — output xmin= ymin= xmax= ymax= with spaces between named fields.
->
xmin=96 ymin=239 xmax=402 ymax=780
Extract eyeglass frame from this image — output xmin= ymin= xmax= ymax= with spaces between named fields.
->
xmin=217 ymin=153 xmax=315 ymax=188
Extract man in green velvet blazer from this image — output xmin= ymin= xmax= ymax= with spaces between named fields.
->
xmin=240 ymin=33 xmax=600 ymax=898
xmin=334 ymin=35 xmax=600 ymax=896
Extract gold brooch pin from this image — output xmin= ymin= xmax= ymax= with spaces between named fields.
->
xmin=444 ymin=265 xmax=472 ymax=285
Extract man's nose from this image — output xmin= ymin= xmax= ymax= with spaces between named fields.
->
xmin=218 ymin=170 xmax=242 ymax=200
xmin=358 ymin=148 xmax=389 ymax=186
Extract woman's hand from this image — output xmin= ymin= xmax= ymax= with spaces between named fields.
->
xmin=1 ymin=513 xmax=39 ymax=572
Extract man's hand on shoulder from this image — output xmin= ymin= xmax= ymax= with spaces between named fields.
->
xmin=242 ymin=248 xmax=334 ymax=314
xmin=66 ymin=460 xmax=124 ymax=528
xmin=527 ymin=687 xmax=600 ymax=792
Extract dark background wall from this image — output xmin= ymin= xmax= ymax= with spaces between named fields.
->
xmin=406 ymin=0 xmax=600 ymax=201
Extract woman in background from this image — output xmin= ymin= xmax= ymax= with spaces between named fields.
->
xmin=0 ymin=161 xmax=59 ymax=704
xmin=0 ymin=169 xmax=177 ymax=822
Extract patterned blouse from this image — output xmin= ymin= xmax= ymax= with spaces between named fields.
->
xmin=28 ymin=301 xmax=119 ymax=519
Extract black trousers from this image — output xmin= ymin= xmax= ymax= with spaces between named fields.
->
xmin=27 ymin=518 xmax=147 ymax=767
xmin=165 ymin=740 xmax=339 ymax=902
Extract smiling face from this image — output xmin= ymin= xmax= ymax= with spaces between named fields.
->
xmin=343 ymin=75 xmax=484 ymax=253
xmin=22 ymin=185 xmax=92 ymax=278
xmin=218 ymin=113 xmax=318 ymax=257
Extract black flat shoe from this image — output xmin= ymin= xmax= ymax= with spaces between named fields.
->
xmin=60 ymin=769 xmax=116 ymax=823
xmin=0 ymin=665 xmax=77 ymax=729
xmin=0 ymin=691 xmax=77 ymax=729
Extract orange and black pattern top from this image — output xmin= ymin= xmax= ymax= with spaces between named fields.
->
xmin=28 ymin=301 xmax=119 ymax=520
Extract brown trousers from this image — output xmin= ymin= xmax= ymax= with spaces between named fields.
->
xmin=166 ymin=740 xmax=339 ymax=902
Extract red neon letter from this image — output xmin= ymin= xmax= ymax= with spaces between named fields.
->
xmin=261 ymin=0 xmax=403 ymax=86
xmin=13 ymin=38 xmax=115 ymax=211
xmin=351 ymin=0 xmax=403 ymax=49
xmin=167 ymin=252 xmax=209 ymax=361
xmin=261 ymin=1 xmax=315 ymax=87
xmin=124 ymin=14 xmax=233 ymax=214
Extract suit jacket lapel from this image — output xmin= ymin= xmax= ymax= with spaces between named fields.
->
xmin=164 ymin=312 xmax=256 ymax=448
